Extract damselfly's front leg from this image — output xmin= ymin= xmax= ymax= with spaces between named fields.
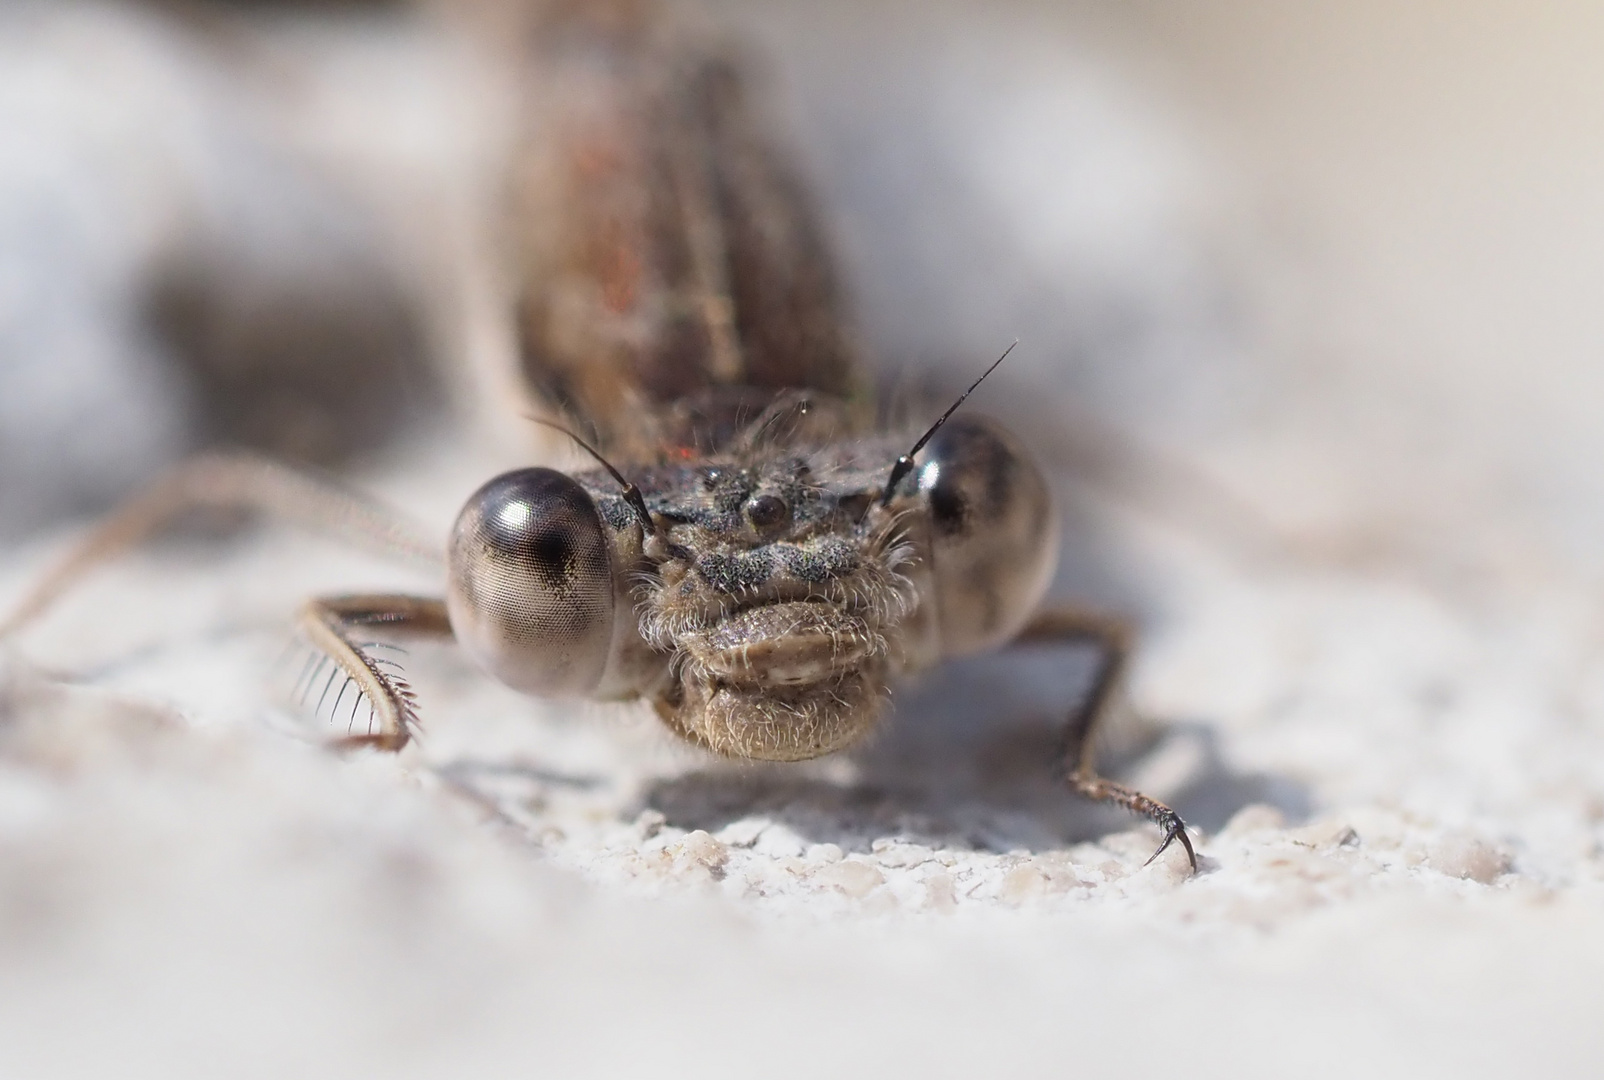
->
xmin=298 ymin=594 xmax=452 ymax=752
xmin=1012 ymin=607 xmax=1198 ymax=872
xmin=0 ymin=453 xmax=451 ymax=752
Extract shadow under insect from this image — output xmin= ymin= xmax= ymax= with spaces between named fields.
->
xmin=644 ymin=644 xmax=1309 ymax=855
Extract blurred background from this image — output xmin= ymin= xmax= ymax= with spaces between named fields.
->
xmin=9 ymin=0 xmax=1604 ymax=594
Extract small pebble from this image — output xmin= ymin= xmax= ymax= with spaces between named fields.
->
xmin=806 ymin=842 xmax=844 ymax=864
xmin=669 ymin=830 xmax=729 ymax=880
xmin=753 ymin=825 xmax=806 ymax=859
xmin=1291 ymin=819 xmax=1360 ymax=850
xmin=813 ymin=859 xmax=884 ymax=898
xmin=870 ymin=840 xmax=935 ymax=868
xmin=716 ymin=816 xmax=770 ymax=848
xmin=1425 ymin=834 xmax=1511 ymax=884
xmin=999 ymin=864 xmax=1050 ymax=905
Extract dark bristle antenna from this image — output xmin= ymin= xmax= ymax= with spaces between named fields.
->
xmin=524 ymin=415 xmax=659 ymax=536
xmin=878 ymin=339 xmax=1018 ymax=508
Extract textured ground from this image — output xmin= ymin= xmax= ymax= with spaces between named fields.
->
xmin=4 ymin=2 xmax=1604 ymax=1077
xmin=4 ymin=423 xmax=1602 ymax=1078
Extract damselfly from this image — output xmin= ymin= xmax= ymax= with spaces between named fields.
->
xmin=2 ymin=0 xmax=1194 ymax=870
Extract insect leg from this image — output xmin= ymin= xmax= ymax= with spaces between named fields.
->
xmin=1011 ymin=607 xmax=1198 ymax=873
xmin=1 ymin=451 xmax=443 ymax=640
xmin=296 ymin=594 xmax=452 ymax=753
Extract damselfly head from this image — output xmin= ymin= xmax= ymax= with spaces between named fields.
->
xmin=445 ymin=342 xmax=1053 ymax=760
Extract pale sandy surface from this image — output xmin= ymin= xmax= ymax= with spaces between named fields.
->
xmin=4 ymin=2 xmax=1604 ymax=1077
xmin=4 ymin=430 xmax=1602 ymax=1079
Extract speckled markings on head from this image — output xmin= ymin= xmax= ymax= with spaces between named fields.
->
xmin=556 ymin=430 xmax=934 ymax=762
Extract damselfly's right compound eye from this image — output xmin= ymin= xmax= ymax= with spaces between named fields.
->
xmin=917 ymin=416 xmax=1059 ymax=657
xmin=446 ymin=468 xmax=616 ymax=696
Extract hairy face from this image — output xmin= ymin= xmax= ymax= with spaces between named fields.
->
xmin=588 ymin=446 xmax=918 ymax=762
xmin=447 ymin=414 xmax=1054 ymax=763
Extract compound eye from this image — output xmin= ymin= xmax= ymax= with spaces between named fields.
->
xmin=446 ymin=468 xmax=616 ymax=697
xmin=918 ymin=416 xmax=1059 ymax=656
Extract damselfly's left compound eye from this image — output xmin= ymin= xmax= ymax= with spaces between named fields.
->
xmin=446 ymin=468 xmax=617 ymax=697
xmin=917 ymin=416 xmax=1059 ymax=656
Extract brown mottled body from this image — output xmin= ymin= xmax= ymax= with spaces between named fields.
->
xmin=510 ymin=0 xmax=867 ymax=457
